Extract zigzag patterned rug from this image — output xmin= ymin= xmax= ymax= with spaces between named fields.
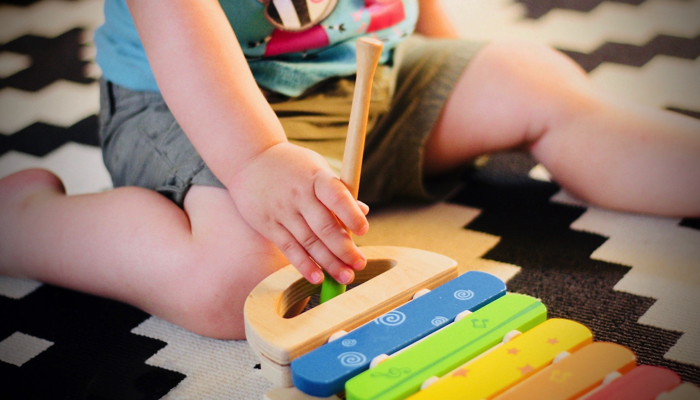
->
xmin=1 ymin=0 xmax=699 ymax=398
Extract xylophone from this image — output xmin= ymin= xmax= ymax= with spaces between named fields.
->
xmin=244 ymin=246 xmax=700 ymax=400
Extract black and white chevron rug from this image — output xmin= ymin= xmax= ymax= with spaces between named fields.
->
xmin=1 ymin=0 xmax=699 ymax=398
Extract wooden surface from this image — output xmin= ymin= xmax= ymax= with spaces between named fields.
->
xmin=244 ymin=246 xmax=458 ymax=374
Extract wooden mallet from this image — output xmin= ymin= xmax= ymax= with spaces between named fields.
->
xmin=319 ymin=37 xmax=384 ymax=303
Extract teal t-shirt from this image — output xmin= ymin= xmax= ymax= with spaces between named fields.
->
xmin=94 ymin=0 xmax=418 ymax=97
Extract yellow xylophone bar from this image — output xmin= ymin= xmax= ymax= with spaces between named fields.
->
xmin=493 ymin=342 xmax=636 ymax=400
xmin=408 ymin=318 xmax=593 ymax=400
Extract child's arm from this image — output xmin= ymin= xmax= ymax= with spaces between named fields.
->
xmin=126 ymin=0 xmax=368 ymax=284
xmin=416 ymin=0 xmax=460 ymax=38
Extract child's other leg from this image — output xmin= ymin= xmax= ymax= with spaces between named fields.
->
xmin=424 ymin=42 xmax=700 ymax=217
xmin=0 ymin=169 xmax=286 ymax=339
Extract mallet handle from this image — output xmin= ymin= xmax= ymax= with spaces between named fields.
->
xmin=320 ymin=37 xmax=384 ymax=304
xmin=340 ymin=37 xmax=384 ymax=200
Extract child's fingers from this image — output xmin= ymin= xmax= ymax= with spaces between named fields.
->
xmin=357 ymin=200 xmax=370 ymax=215
xmin=283 ymin=212 xmax=356 ymax=284
xmin=300 ymin=201 xmax=366 ymax=272
xmin=314 ymin=174 xmax=369 ymax=235
xmin=266 ymin=224 xmax=326 ymax=284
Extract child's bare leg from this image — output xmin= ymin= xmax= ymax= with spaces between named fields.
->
xmin=425 ymin=42 xmax=700 ymax=217
xmin=0 ymin=169 xmax=287 ymax=339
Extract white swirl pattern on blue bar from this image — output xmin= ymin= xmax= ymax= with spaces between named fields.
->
xmin=454 ymin=289 xmax=475 ymax=300
xmin=374 ymin=311 xmax=407 ymax=327
xmin=338 ymin=352 xmax=367 ymax=367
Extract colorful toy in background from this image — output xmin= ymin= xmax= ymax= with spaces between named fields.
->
xmin=250 ymin=0 xmax=410 ymax=57
xmin=246 ymin=249 xmax=700 ymax=400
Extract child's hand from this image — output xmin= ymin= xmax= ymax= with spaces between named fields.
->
xmin=228 ymin=142 xmax=369 ymax=285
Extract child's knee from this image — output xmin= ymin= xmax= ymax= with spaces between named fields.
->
xmin=482 ymin=42 xmax=588 ymax=83
xmin=0 ymin=169 xmax=66 ymax=200
xmin=475 ymin=42 xmax=592 ymax=106
xmin=477 ymin=42 xmax=601 ymax=135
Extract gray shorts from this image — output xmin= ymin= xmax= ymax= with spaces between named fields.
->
xmin=98 ymin=36 xmax=485 ymax=207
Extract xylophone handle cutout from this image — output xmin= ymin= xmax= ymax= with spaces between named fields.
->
xmin=282 ymin=259 xmax=397 ymax=319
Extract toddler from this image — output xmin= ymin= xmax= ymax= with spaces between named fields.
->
xmin=0 ymin=0 xmax=698 ymax=339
